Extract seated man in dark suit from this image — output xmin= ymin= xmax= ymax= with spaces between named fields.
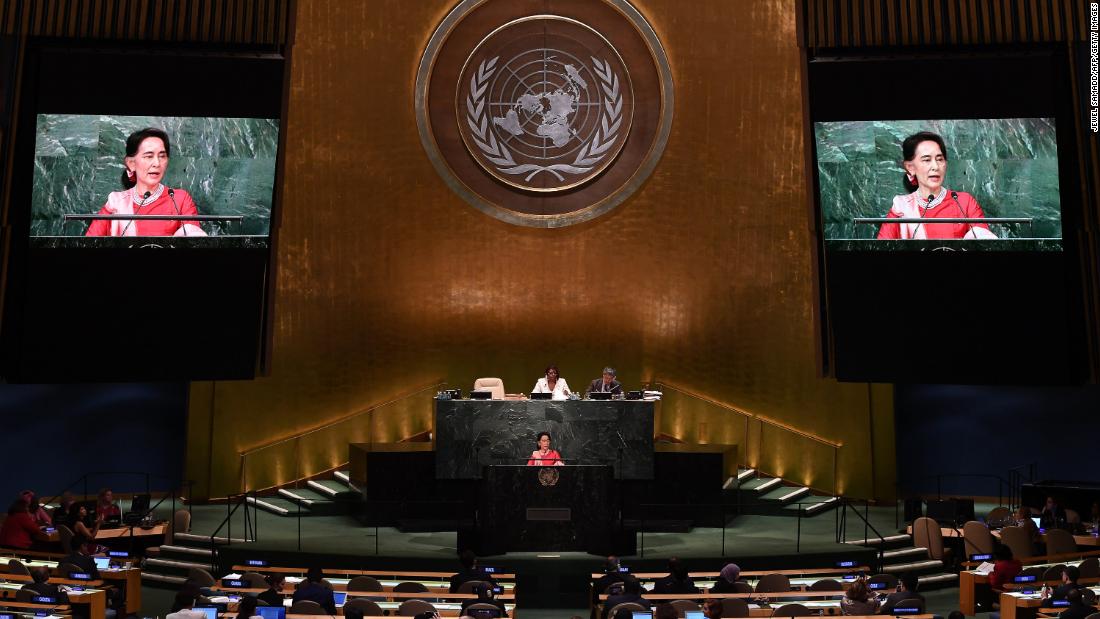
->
xmin=602 ymin=576 xmax=650 ymax=619
xmin=591 ymin=557 xmax=626 ymax=619
xmin=586 ymin=367 xmax=623 ymax=398
xmin=878 ymin=573 xmax=924 ymax=614
xmin=1056 ymin=589 xmax=1097 ymax=619
xmin=652 ymin=557 xmax=699 ymax=595
xmin=22 ymin=566 xmax=69 ymax=604
xmin=1044 ymin=565 xmax=1084 ymax=606
xmin=292 ymin=566 xmax=336 ymax=614
xmin=449 ymin=550 xmax=495 ymax=593
xmin=62 ymin=534 xmax=99 ymax=578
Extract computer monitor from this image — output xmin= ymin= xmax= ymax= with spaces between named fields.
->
xmin=93 ymin=557 xmax=111 ymax=571
xmin=1031 ymin=516 xmax=1042 ymax=529
xmin=685 ymin=611 xmax=704 ymax=619
xmin=193 ymin=607 xmax=219 ymax=619
xmin=333 ymin=592 xmax=347 ymax=606
xmin=588 ymin=391 xmax=612 ymax=400
xmin=256 ymin=606 xmax=286 ymax=619
xmin=633 ymin=612 xmax=652 ymax=619
xmin=529 ymin=392 xmax=552 ymax=400
xmin=469 ymin=390 xmax=493 ymax=400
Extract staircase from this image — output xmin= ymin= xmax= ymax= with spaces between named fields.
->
xmin=248 ymin=470 xmax=360 ymax=517
xmin=142 ymin=532 xmax=248 ymax=586
xmin=732 ymin=467 xmax=840 ymax=517
xmin=843 ymin=533 xmax=959 ymax=590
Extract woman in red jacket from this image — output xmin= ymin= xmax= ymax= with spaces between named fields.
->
xmin=0 ymin=499 xmax=48 ymax=550
xmin=985 ymin=544 xmax=1023 ymax=610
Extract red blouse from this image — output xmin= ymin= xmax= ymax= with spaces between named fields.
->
xmin=85 ymin=187 xmax=201 ymax=237
xmin=877 ymin=190 xmax=992 ymax=240
xmin=527 ymin=450 xmax=563 ymax=466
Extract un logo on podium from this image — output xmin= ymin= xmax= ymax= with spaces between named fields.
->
xmin=417 ymin=0 xmax=673 ymax=227
xmin=538 ymin=467 xmax=560 ymax=487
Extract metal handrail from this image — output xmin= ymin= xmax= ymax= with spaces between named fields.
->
xmin=654 ymin=382 xmax=841 ymax=448
xmin=239 ymin=380 xmax=446 ymax=456
xmin=836 ymin=497 xmax=886 ymax=572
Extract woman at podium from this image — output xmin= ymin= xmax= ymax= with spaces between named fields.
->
xmin=85 ymin=127 xmax=206 ymax=237
xmin=527 ymin=432 xmax=564 ymax=466
xmin=877 ymin=131 xmax=997 ymax=240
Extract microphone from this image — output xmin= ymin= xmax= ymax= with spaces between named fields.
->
xmin=168 ymin=188 xmax=187 ymax=236
xmin=951 ymin=190 xmax=976 ymax=239
xmin=119 ymin=191 xmax=152 ymax=237
xmin=910 ymin=193 xmax=935 ymax=240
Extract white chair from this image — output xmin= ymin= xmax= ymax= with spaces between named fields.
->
xmin=472 ymin=377 xmax=505 ymax=399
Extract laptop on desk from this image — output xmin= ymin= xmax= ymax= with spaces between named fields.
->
xmin=256 ymin=607 xmax=286 ymax=619
xmin=588 ymin=391 xmax=612 ymax=400
xmin=93 ymin=557 xmax=110 ymax=571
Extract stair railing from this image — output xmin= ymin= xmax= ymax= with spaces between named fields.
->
xmin=836 ymin=497 xmax=886 ymax=572
xmin=208 ymin=491 xmax=257 ymax=569
xmin=654 ymin=382 xmax=842 ymax=495
xmin=238 ymin=381 xmax=446 ymax=494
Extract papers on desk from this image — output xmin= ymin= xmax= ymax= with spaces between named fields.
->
xmin=223 ymin=573 xmax=243 ymax=579
xmin=643 ymin=390 xmax=663 ymax=401
xmin=975 ymin=562 xmax=995 ymax=575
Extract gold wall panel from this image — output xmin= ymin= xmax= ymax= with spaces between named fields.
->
xmin=186 ymin=0 xmax=896 ymax=500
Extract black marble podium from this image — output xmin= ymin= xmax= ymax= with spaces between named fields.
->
xmin=477 ymin=464 xmax=615 ymax=555
xmin=434 ymin=399 xmax=654 ymax=479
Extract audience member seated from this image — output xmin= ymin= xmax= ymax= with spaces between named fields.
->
xmin=709 ymin=563 xmax=741 ymax=593
xmin=257 ymin=574 xmax=286 ymax=607
xmin=988 ymin=544 xmax=1022 ymax=592
xmin=1041 ymin=496 xmax=1068 ymax=531
xmin=0 ymin=498 xmax=48 ymax=550
xmin=450 ymin=549 xmax=495 ymax=593
xmin=702 ymin=599 xmax=723 ymax=619
xmin=96 ymin=489 xmax=121 ymax=523
xmin=603 ymin=576 xmax=650 ymax=619
xmin=236 ymin=595 xmax=261 ymax=619
xmin=1043 ymin=565 xmax=1084 ymax=607
xmin=21 ymin=491 xmax=52 ymax=527
xmin=841 ymin=577 xmax=879 ymax=615
xmin=878 ymin=573 xmax=923 ymax=615
xmin=1056 ymin=589 xmax=1096 ymax=619
xmin=21 ymin=566 xmax=69 ymax=604
xmin=166 ymin=591 xmax=207 ymax=619
xmin=63 ymin=503 xmax=104 ymax=547
xmin=460 ymin=581 xmax=508 ymax=617
xmin=292 ymin=566 xmax=336 ymax=614
xmin=592 ymin=556 xmax=626 ymax=619
xmin=652 ymin=557 xmax=699 ymax=594
xmin=62 ymin=534 xmax=101 ymax=578
xmin=654 ymin=603 xmax=677 ymax=619
xmin=53 ymin=492 xmax=76 ymax=524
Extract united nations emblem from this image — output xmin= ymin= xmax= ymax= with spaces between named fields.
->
xmin=458 ymin=17 xmax=632 ymax=193
xmin=538 ymin=467 xmax=560 ymax=487
xmin=416 ymin=0 xmax=673 ymax=227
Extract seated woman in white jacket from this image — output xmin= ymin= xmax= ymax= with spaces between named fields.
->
xmin=531 ymin=364 xmax=572 ymax=400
